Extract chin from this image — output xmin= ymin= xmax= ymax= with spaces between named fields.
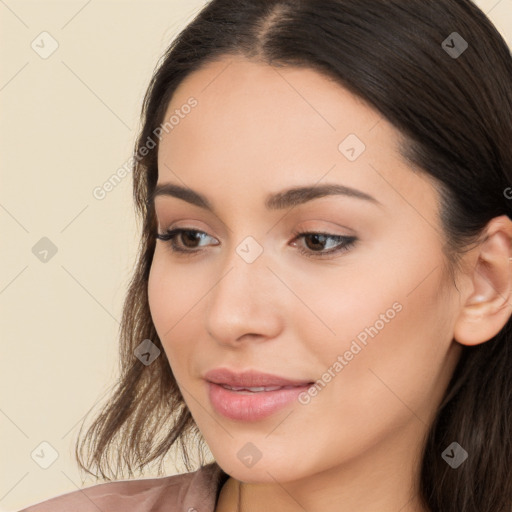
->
xmin=214 ymin=453 xmax=310 ymax=484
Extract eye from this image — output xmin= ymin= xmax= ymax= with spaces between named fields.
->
xmin=155 ymin=228 xmax=218 ymax=254
xmin=290 ymin=231 xmax=357 ymax=259
xmin=155 ymin=228 xmax=358 ymax=259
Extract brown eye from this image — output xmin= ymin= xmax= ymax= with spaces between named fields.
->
xmin=155 ymin=228 xmax=357 ymax=259
xmin=291 ymin=231 xmax=358 ymax=259
xmin=303 ymin=233 xmax=330 ymax=251
xmin=155 ymin=228 xmax=218 ymax=254
xmin=179 ymin=230 xmax=204 ymax=248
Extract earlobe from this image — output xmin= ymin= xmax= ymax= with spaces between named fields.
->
xmin=453 ymin=215 xmax=512 ymax=347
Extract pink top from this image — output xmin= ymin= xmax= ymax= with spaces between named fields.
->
xmin=17 ymin=462 xmax=229 ymax=512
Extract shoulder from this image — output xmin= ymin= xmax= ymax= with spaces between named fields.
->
xmin=17 ymin=462 xmax=228 ymax=512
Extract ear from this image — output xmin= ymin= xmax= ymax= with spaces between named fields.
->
xmin=454 ymin=215 xmax=512 ymax=347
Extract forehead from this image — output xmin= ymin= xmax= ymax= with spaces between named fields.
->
xmin=159 ymin=56 xmax=393 ymax=175
xmin=156 ymin=55 xmax=440 ymax=230
xmin=164 ymin=54 xmax=382 ymax=146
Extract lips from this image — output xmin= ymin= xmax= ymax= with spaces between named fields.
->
xmin=203 ymin=368 xmax=315 ymax=421
xmin=204 ymin=367 xmax=313 ymax=388
xmin=220 ymin=384 xmax=298 ymax=392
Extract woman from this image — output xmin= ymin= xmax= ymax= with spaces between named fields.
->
xmin=19 ymin=0 xmax=512 ymax=511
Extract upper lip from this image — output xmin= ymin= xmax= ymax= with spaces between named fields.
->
xmin=204 ymin=368 xmax=313 ymax=387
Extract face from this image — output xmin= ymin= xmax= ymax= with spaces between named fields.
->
xmin=148 ymin=55 xmax=463 ymax=485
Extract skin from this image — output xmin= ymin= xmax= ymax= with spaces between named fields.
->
xmin=147 ymin=55 xmax=512 ymax=512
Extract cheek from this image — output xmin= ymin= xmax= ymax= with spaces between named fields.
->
xmin=148 ymin=249 xmax=203 ymax=331
xmin=147 ymin=254 xmax=171 ymax=334
xmin=304 ymin=251 xmax=454 ymax=440
xmin=147 ymin=250 xmax=212 ymax=375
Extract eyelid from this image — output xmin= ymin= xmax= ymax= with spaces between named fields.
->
xmin=293 ymin=219 xmax=356 ymax=236
xmin=158 ymin=217 xmax=354 ymax=236
xmin=155 ymin=225 xmax=358 ymax=260
xmin=157 ymin=219 xmax=214 ymax=235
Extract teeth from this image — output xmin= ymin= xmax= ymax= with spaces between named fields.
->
xmin=222 ymin=385 xmax=284 ymax=392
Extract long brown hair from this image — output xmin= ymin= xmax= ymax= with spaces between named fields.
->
xmin=75 ymin=1 xmax=512 ymax=510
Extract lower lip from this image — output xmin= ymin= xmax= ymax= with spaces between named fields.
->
xmin=207 ymin=381 xmax=312 ymax=421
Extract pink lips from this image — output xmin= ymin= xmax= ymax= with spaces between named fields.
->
xmin=204 ymin=368 xmax=314 ymax=421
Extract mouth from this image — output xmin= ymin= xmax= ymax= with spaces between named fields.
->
xmin=203 ymin=367 xmax=315 ymax=420
xmin=203 ymin=367 xmax=314 ymax=388
xmin=216 ymin=383 xmax=314 ymax=393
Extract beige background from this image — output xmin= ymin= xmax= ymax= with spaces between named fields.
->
xmin=1 ymin=1 xmax=511 ymax=510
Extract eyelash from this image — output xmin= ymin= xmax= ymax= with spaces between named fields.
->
xmin=155 ymin=228 xmax=357 ymax=259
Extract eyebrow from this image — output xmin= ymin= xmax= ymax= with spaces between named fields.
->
xmin=149 ymin=182 xmax=382 ymax=212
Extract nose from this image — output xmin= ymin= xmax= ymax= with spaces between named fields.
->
xmin=204 ymin=243 xmax=283 ymax=347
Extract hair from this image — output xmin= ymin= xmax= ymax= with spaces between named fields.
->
xmin=75 ymin=1 xmax=512 ymax=510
